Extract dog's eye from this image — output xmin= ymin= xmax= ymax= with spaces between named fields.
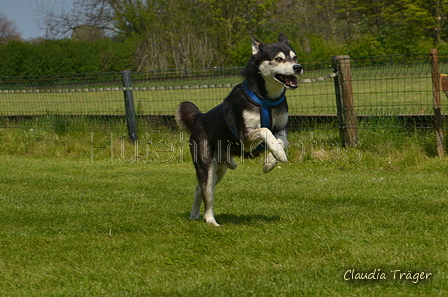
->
xmin=275 ymin=57 xmax=284 ymax=62
xmin=292 ymin=56 xmax=298 ymax=61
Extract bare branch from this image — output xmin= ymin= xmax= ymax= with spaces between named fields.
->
xmin=35 ymin=0 xmax=115 ymax=40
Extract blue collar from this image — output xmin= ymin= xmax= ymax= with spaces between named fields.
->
xmin=242 ymin=80 xmax=285 ymax=129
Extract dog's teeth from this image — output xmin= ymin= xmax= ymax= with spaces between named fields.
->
xmin=284 ymin=75 xmax=298 ymax=87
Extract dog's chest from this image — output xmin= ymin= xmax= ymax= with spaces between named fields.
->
xmin=242 ymin=108 xmax=288 ymax=130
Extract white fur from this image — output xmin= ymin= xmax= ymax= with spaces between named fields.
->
xmin=266 ymin=60 xmax=298 ymax=77
xmin=259 ymin=59 xmax=299 ymax=98
xmin=271 ymin=108 xmax=289 ymax=128
xmin=263 ymin=152 xmax=278 ymax=173
xmin=252 ymin=39 xmax=262 ymax=55
xmin=259 ymin=61 xmax=286 ymax=98
xmin=242 ymin=110 xmax=288 ymax=164
xmin=263 ymin=129 xmax=288 ymax=172
xmin=257 ymin=128 xmax=287 ymax=163
xmin=202 ymin=161 xmax=219 ymax=226
xmin=243 ymin=110 xmax=261 ymax=129
xmin=277 ymin=52 xmax=286 ymax=60
xmin=290 ymin=51 xmax=297 ymax=60
xmin=243 ymin=109 xmax=288 ymax=132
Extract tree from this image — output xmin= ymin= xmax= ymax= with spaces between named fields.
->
xmin=197 ymin=0 xmax=276 ymax=46
xmin=109 ymin=0 xmax=218 ymax=69
xmin=0 ymin=12 xmax=22 ymax=44
xmin=197 ymin=0 xmax=278 ymax=63
xmin=30 ymin=0 xmax=448 ymax=71
xmin=36 ymin=0 xmax=114 ymax=40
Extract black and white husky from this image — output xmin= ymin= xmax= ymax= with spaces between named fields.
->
xmin=176 ymin=33 xmax=303 ymax=226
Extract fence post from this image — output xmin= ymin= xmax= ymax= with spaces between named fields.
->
xmin=331 ymin=57 xmax=345 ymax=147
xmin=332 ymin=55 xmax=358 ymax=147
xmin=430 ymin=49 xmax=444 ymax=157
xmin=122 ymin=70 xmax=138 ymax=143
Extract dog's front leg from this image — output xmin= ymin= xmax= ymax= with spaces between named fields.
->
xmin=247 ymin=127 xmax=288 ymax=163
xmin=263 ymin=130 xmax=288 ymax=173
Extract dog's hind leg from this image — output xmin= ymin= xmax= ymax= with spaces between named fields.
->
xmin=197 ymin=161 xmax=228 ymax=226
xmin=190 ymin=140 xmax=228 ymax=226
xmin=201 ymin=161 xmax=220 ymax=226
xmin=190 ymin=185 xmax=203 ymax=221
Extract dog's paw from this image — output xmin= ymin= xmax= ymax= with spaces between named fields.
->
xmin=266 ymin=138 xmax=288 ymax=163
xmin=203 ymin=212 xmax=220 ymax=226
xmin=207 ymin=220 xmax=221 ymax=227
xmin=263 ymin=152 xmax=278 ymax=173
xmin=189 ymin=213 xmax=202 ymax=221
xmin=204 ymin=217 xmax=220 ymax=226
xmin=271 ymin=147 xmax=288 ymax=163
xmin=226 ymin=157 xmax=238 ymax=170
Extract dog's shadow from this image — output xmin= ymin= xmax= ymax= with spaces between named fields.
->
xmin=183 ymin=212 xmax=280 ymax=226
xmin=217 ymin=213 xmax=281 ymax=225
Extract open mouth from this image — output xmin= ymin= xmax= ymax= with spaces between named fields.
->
xmin=275 ymin=74 xmax=298 ymax=89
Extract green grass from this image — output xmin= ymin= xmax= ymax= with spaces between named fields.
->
xmin=0 ymin=128 xmax=448 ymax=295
xmin=0 ymin=86 xmax=235 ymax=116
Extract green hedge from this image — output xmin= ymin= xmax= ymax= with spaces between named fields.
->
xmin=0 ymin=39 xmax=133 ymax=76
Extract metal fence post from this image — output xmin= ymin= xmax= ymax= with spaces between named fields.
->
xmin=122 ymin=70 xmax=138 ymax=142
xmin=430 ymin=49 xmax=444 ymax=157
xmin=331 ymin=57 xmax=345 ymax=147
xmin=332 ymin=55 xmax=358 ymax=147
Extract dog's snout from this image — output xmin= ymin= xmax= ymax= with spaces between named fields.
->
xmin=293 ymin=64 xmax=303 ymax=74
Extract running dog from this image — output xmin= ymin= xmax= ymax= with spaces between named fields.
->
xmin=176 ymin=33 xmax=303 ymax=226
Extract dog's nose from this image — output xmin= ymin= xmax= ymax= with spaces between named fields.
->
xmin=293 ymin=64 xmax=303 ymax=74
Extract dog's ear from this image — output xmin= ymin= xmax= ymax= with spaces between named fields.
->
xmin=278 ymin=33 xmax=290 ymax=45
xmin=250 ymin=33 xmax=264 ymax=55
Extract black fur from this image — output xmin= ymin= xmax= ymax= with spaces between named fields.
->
xmin=175 ymin=101 xmax=202 ymax=133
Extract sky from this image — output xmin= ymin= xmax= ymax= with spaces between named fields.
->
xmin=0 ymin=0 xmax=72 ymax=40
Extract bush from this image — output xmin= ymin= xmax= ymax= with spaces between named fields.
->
xmin=0 ymin=39 xmax=132 ymax=76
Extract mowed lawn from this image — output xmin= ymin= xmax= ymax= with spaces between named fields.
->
xmin=0 ymin=155 xmax=447 ymax=296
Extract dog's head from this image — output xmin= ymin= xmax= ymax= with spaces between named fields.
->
xmin=251 ymin=33 xmax=303 ymax=90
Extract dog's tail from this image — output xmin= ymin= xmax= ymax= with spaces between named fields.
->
xmin=175 ymin=101 xmax=202 ymax=133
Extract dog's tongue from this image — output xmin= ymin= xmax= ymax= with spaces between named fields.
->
xmin=285 ymin=75 xmax=298 ymax=87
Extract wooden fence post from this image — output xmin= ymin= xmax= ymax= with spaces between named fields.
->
xmin=122 ymin=70 xmax=138 ymax=143
xmin=430 ymin=49 xmax=444 ymax=157
xmin=332 ymin=55 xmax=358 ymax=147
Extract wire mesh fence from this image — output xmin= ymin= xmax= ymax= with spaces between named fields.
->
xmin=1 ymin=53 xmax=448 ymax=134
xmin=348 ymin=54 xmax=448 ymax=123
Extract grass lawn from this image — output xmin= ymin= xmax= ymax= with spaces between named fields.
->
xmin=0 ymin=148 xmax=447 ymax=295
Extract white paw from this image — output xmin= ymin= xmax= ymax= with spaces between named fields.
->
xmin=266 ymin=137 xmax=287 ymax=163
xmin=205 ymin=218 xmax=220 ymax=226
xmin=208 ymin=221 xmax=221 ymax=227
xmin=204 ymin=213 xmax=220 ymax=226
xmin=263 ymin=153 xmax=278 ymax=173
xmin=271 ymin=147 xmax=288 ymax=163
